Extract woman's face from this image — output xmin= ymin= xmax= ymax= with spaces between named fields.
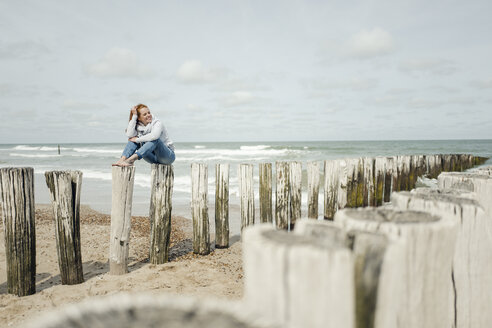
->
xmin=138 ymin=108 xmax=152 ymax=125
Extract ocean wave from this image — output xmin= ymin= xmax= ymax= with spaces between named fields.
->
xmin=194 ymin=145 xmax=206 ymax=149
xmin=175 ymin=148 xmax=292 ymax=158
xmin=239 ymin=145 xmax=271 ymax=150
xmin=80 ymin=169 xmax=112 ymax=181
xmin=13 ymin=145 xmax=70 ymax=151
xmin=73 ymin=147 xmax=121 ymax=154
xmin=10 ymin=153 xmax=61 ymax=158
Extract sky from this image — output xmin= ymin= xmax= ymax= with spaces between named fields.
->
xmin=1 ymin=0 xmax=491 ymax=143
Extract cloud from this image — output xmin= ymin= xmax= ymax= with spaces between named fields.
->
xmin=0 ymin=41 xmax=50 ymax=60
xmin=302 ymin=77 xmax=378 ymax=96
xmin=61 ymin=99 xmax=108 ymax=110
xmin=85 ymin=47 xmax=153 ymax=79
xmin=127 ymin=91 xmax=168 ymax=103
xmin=221 ymin=91 xmax=255 ymax=107
xmin=176 ymin=60 xmax=227 ymax=84
xmin=345 ymin=28 xmax=395 ymax=59
xmin=399 ymin=58 xmax=457 ymax=76
xmin=470 ymin=79 xmax=492 ymax=89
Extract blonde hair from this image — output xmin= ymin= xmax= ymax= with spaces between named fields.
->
xmin=129 ymin=104 xmax=149 ymax=122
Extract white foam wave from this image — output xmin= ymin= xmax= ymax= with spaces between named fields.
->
xmin=175 ymin=148 xmax=290 ymax=158
xmin=194 ymin=145 xmax=206 ymax=149
xmin=239 ymin=145 xmax=271 ymax=151
xmin=13 ymin=145 xmax=70 ymax=151
xmin=80 ymin=169 xmax=112 ymax=181
xmin=13 ymin=145 xmax=41 ymax=151
xmin=73 ymin=147 xmax=121 ymax=154
xmin=9 ymin=153 xmax=60 ymax=158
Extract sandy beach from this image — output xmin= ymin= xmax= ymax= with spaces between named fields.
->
xmin=0 ymin=205 xmax=243 ymax=328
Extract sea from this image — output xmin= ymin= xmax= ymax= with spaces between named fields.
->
xmin=1 ymin=140 xmax=491 ymax=234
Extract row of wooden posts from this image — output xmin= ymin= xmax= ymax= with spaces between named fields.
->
xmin=243 ymin=167 xmax=492 ymax=328
xmin=0 ymin=153 xmax=487 ymax=296
xmin=23 ymin=165 xmax=492 ymax=328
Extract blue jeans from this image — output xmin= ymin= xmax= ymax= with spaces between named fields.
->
xmin=122 ymin=140 xmax=175 ymax=164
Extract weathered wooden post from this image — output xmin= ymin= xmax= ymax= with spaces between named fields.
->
xmin=239 ymin=164 xmax=255 ymax=233
xmin=215 ymin=163 xmax=229 ymax=248
xmin=438 ymin=172 xmax=492 ymax=218
xmin=307 ymin=161 xmax=320 ymax=219
xmin=383 ymin=157 xmax=394 ymax=202
xmin=363 ymin=157 xmax=374 ymax=206
xmin=191 ymin=163 xmax=210 ymax=255
xmin=289 ymin=161 xmax=302 ymax=228
xmin=295 ymin=219 xmax=404 ymax=328
xmin=336 ymin=208 xmax=457 ymax=328
xmin=149 ymin=164 xmax=174 ymax=264
xmin=323 ymin=160 xmax=340 ymax=220
xmin=27 ymin=293 xmax=275 ymax=328
xmin=0 ymin=167 xmax=36 ymax=296
xmin=110 ymin=166 xmax=135 ymax=275
xmin=45 ymin=170 xmax=84 ymax=285
xmin=243 ymin=224 xmax=354 ymax=328
xmin=374 ymin=157 xmax=385 ymax=206
xmin=392 ymin=190 xmax=492 ymax=327
xmin=275 ymin=162 xmax=290 ymax=229
xmin=259 ymin=163 xmax=272 ymax=223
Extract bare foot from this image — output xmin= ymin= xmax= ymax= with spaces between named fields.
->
xmin=112 ymin=157 xmax=127 ymax=166
xmin=119 ymin=160 xmax=134 ymax=167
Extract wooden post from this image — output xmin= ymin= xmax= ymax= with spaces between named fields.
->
xmin=323 ymin=160 xmax=340 ymax=220
xmin=45 ymin=170 xmax=84 ymax=285
xmin=191 ymin=163 xmax=210 ymax=255
xmin=239 ymin=164 xmax=255 ymax=233
xmin=27 ymin=293 xmax=274 ymax=328
xmin=336 ymin=208 xmax=457 ymax=328
xmin=295 ymin=219 xmax=405 ymax=328
xmin=110 ymin=166 xmax=135 ymax=275
xmin=289 ymin=161 xmax=302 ymax=228
xmin=383 ymin=157 xmax=394 ymax=203
xmin=149 ymin=164 xmax=174 ymax=264
xmin=0 ymin=167 xmax=36 ymax=296
xmin=438 ymin=172 xmax=492 ymax=219
xmin=259 ymin=163 xmax=273 ymax=223
xmin=363 ymin=157 xmax=374 ymax=207
xmin=345 ymin=159 xmax=359 ymax=208
xmin=307 ymin=161 xmax=320 ymax=219
xmin=275 ymin=162 xmax=290 ymax=230
xmin=215 ymin=164 xmax=229 ymax=248
xmin=392 ymin=190 xmax=492 ymax=328
xmin=374 ymin=157 xmax=385 ymax=206
xmin=243 ymin=224 xmax=354 ymax=328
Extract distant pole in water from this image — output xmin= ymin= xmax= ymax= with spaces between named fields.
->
xmin=58 ymin=144 xmax=60 ymax=155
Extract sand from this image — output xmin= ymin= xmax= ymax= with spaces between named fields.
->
xmin=0 ymin=205 xmax=243 ymax=328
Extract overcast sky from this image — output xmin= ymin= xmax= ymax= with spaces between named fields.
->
xmin=1 ymin=0 xmax=491 ymax=143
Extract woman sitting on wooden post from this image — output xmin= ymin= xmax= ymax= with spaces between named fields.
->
xmin=113 ymin=104 xmax=175 ymax=167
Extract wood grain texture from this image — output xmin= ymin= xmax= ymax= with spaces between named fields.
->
xmin=392 ymin=190 xmax=492 ymax=328
xmin=0 ymin=167 xmax=36 ymax=296
xmin=149 ymin=164 xmax=174 ymax=264
xmin=45 ymin=170 xmax=84 ymax=285
xmin=259 ymin=163 xmax=273 ymax=223
xmin=215 ymin=163 xmax=229 ymax=248
xmin=307 ymin=161 xmax=319 ymax=219
xmin=110 ymin=166 xmax=135 ymax=275
xmin=191 ymin=163 xmax=210 ymax=255
xmin=239 ymin=164 xmax=255 ymax=233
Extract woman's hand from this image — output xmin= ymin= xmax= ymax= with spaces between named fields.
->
xmin=129 ymin=137 xmax=138 ymax=142
xmin=131 ymin=106 xmax=137 ymax=115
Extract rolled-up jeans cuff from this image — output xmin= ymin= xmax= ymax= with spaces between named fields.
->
xmin=135 ymin=151 xmax=143 ymax=160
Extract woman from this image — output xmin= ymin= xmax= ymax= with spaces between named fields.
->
xmin=113 ymin=104 xmax=175 ymax=167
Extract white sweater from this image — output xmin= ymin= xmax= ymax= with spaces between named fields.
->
xmin=125 ymin=115 xmax=175 ymax=151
